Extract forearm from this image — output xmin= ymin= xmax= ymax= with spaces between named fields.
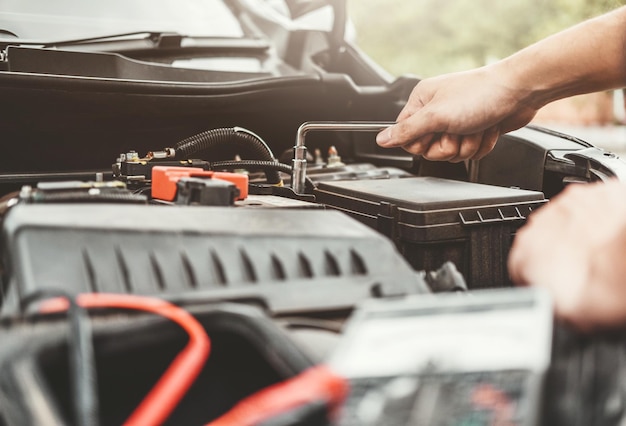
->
xmin=376 ymin=6 xmax=626 ymax=161
xmin=497 ymin=6 xmax=626 ymax=109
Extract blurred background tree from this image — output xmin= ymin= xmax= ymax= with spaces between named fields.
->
xmin=348 ymin=0 xmax=624 ymax=78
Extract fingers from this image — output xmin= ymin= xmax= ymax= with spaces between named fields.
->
xmin=399 ymin=133 xmax=461 ymax=160
xmin=423 ymin=134 xmax=460 ymax=161
xmin=388 ymin=128 xmax=500 ymax=162
xmin=449 ymin=132 xmax=483 ymax=163
xmin=396 ymin=81 xmax=427 ymax=122
xmin=472 ymin=126 xmax=500 ymax=160
xmin=401 ymin=133 xmax=436 ymax=156
xmin=376 ymin=107 xmax=442 ymax=149
xmin=396 ymin=104 xmax=420 ymax=122
xmin=377 ymin=105 xmax=500 ymax=162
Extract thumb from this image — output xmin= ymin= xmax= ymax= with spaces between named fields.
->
xmin=376 ymin=108 xmax=444 ymax=148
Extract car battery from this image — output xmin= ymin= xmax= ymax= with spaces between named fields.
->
xmin=314 ymin=177 xmax=547 ymax=289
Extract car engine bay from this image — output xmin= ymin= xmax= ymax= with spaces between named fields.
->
xmin=0 ymin=118 xmax=625 ymax=425
xmin=3 ymin=1 xmax=626 ymax=424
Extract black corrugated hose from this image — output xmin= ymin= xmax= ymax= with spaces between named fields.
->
xmin=175 ymin=127 xmax=282 ymax=184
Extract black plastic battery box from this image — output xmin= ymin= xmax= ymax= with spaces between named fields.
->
xmin=314 ymin=177 xmax=547 ymax=289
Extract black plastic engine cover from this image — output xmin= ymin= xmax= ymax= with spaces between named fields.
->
xmin=0 ymin=204 xmax=427 ymax=316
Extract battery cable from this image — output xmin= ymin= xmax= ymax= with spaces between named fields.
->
xmin=38 ymin=293 xmax=348 ymax=426
xmin=39 ymin=293 xmax=211 ymax=426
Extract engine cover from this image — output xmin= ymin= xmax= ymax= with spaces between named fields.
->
xmin=1 ymin=204 xmax=427 ymax=316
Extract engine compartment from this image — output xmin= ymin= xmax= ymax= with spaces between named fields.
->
xmin=2 ymin=2 xmax=626 ymax=422
xmin=0 ymin=117 xmax=624 ymax=425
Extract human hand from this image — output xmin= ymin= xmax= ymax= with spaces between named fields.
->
xmin=376 ymin=64 xmax=538 ymax=162
xmin=508 ymin=180 xmax=626 ymax=331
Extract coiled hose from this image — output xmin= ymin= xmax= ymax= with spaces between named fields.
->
xmin=175 ymin=127 xmax=281 ymax=184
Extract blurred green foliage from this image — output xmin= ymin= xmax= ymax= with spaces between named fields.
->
xmin=348 ymin=0 xmax=625 ymax=78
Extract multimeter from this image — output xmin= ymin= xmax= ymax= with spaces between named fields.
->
xmin=330 ymin=288 xmax=553 ymax=426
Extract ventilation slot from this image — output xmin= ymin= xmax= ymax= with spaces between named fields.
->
xmin=297 ymin=252 xmax=313 ymax=278
xmin=180 ymin=251 xmax=198 ymax=289
xmin=82 ymin=249 xmax=98 ymax=293
xmin=324 ymin=251 xmax=341 ymax=277
xmin=350 ymin=250 xmax=368 ymax=275
xmin=240 ymin=249 xmax=257 ymax=283
xmin=270 ymin=254 xmax=286 ymax=281
xmin=149 ymin=253 xmax=165 ymax=291
xmin=210 ymin=250 xmax=227 ymax=286
xmin=115 ymin=247 xmax=132 ymax=293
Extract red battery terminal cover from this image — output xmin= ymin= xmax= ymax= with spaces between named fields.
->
xmin=152 ymin=166 xmax=248 ymax=201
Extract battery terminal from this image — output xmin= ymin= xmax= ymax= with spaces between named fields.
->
xmin=327 ymin=146 xmax=345 ymax=168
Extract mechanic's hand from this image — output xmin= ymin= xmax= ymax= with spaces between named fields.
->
xmin=508 ymin=180 xmax=626 ymax=331
xmin=376 ymin=65 xmax=538 ymax=162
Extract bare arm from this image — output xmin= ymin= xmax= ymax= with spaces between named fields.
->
xmin=376 ymin=6 xmax=626 ymax=162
